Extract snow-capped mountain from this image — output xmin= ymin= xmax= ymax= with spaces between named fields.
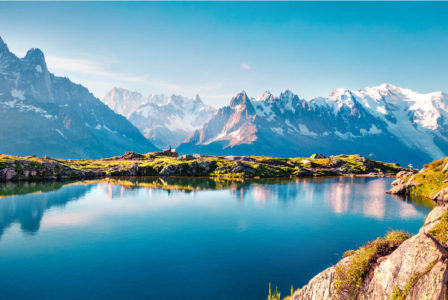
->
xmin=0 ymin=37 xmax=158 ymax=158
xmin=102 ymin=88 xmax=216 ymax=149
xmin=177 ymin=85 xmax=448 ymax=166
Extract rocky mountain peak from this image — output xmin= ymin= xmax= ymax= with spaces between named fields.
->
xmin=0 ymin=37 xmax=158 ymax=158
xmin=0 ymin=36 xmax=8 ymax=52
xmin=23 ymin=48 xmax=47 ymax=71
xmin=230 ymin=90 xmax=250 ymax=108
xmin=280 ymin=89 xmax=294 ymax=99
xmin=257 ymin=91 xmax=274 ymax=102
xmin=194 ymin=94 xmax=204 ymax=105
xmin=377 ymin=83 xmax=401 ymax=91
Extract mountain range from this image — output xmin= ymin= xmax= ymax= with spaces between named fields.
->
xmin=102 ymin=88 xmax=216 ymax=149
xmin=177 ymin=85 xmax=448 ymax=167
xmin=1 ymin=36 xmax=447 ymax=166
xmin=0 ymin=37 xmax=158 ymax=159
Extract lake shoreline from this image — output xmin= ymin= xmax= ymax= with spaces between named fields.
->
xmin=288 ymin=157 xmax=448 ymax=300
xmin=0 ymin=151 xmax=409 ymax=182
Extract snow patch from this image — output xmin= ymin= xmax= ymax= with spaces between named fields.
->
xmin=271 ymin=127 xmax=284 ymax=136
xmin=298 ymin=124 xmax=317 ymax=137
xmin=376 ymin=106 xmax=387 ymax=115
xmin=360 ymin=125 xmax=382 ymax=136
xmin=11 ymin=89 xmax=25 ymax=100
xmin=35 ymin=65 xmax=43 ymax=73
xmin=0 ymin=99 xmax=55 ymax=119
xmin=55 ymin=129 xmax=65 ymax=137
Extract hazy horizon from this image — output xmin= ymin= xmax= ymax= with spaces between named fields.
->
xmin=1 ymin=1 xmax=448 ymax=107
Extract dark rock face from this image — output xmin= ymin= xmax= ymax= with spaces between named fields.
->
xmin=0 ymin=37 xmax=158 ymax=159
xmin=0 ymin=159 xmax=83 ymax=181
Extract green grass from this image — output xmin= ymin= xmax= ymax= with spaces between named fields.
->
xmin=334 ymin=231 xmax=411 ymax=300
xmin=408 ymin=158 xmax=448 ymax=198
xmin=267 ymin=283 xmax=281 ymax=300
xmin=0 ymin=152 xmax=407 ymax=180
xmin=427 ymin=210 xmax=448 ymax=243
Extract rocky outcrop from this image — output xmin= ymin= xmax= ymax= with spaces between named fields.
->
xmin=0 ymin=158 xmax=84 ymax=181
xmin=292 ymin=258 xmax=350 ymax=300
xmin=360 ymin=233 xmax=447 ymax=299
xmin=387 ymin=157 xmax=448 ymax=202
xmin=386 ymin=170 xmax=416 ymax=195
xmin=291 ymin=206 xmax=448 ymax=300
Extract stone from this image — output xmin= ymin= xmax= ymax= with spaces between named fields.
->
xmin=420 ymin=205 xmax=448 ymax=234
xmin=406 ymin=260 xmax=448 ymax=300
xmin=293 ymin=205 xmax=448 ymax=300
xmin=360 ymin=234 xmax=448 ymax=299
xmin=310 ymin=153 xmax=326 ymax=159
xmin=5 ymin=169 xmax=17 ymax=181
xmin=178 ymin=154 xmax=195 ymax=161
xmin=432 ymin=187 xmax=448 ymax=202
xmin=292 ymin=258 xmax=350 ymax=300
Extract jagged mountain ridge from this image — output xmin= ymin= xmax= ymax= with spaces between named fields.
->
xmin=0 ymin=37 xmax=158 ymax=159
xmin=177 ymin=85 xmax=448 ymax=166
xmin=102 ymin=88 xmax=216 ymax=149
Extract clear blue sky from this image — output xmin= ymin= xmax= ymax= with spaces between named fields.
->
xmin=1 ymin=2 xmax=447 ymax=107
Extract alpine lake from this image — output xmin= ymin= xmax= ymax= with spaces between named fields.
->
xmin=0 ymin=176 xmax=434 ymax=299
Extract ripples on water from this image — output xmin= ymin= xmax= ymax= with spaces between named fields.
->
xmin=0 ymin=177 xmax=434 ymax=300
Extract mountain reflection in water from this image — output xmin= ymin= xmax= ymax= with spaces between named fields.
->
xmin=0 ymin=177 xmax=434 ymax=239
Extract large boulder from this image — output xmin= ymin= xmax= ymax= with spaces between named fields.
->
xmin=292 ymin=205 xmax=448 ymax=300
xmin=292 ymin=258 xmax=350 ymax=300
xmin=360 ymin=234 xmax=448 ymax=299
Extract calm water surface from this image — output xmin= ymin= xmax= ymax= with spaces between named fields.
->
xmin=0 ymin=177 xmax=434 ymax=299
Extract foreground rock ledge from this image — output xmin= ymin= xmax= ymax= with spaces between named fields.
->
xmin=291 ymin=205 xmax=448 ymax=300
xmin=0 ymin=152 xmax=407 ymax=182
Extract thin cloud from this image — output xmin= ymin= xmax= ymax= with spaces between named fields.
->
xmin=46 ymin=55 xmax=222 ymax=96
xmin=241 ymin=62 xmax=251 ymax=70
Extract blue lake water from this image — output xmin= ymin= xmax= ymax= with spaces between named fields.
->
xmin=0 ymin=177 xmax=434 ymax=299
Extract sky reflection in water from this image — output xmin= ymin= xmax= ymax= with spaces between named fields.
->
xmin=0 ymin=177 xmax=434 ymax=300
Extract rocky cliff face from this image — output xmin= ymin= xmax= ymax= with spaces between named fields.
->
xmin=0 ymin=37 xmax=158 ymax=159
xmin=291 ymin=205 xmax=448 ymax=300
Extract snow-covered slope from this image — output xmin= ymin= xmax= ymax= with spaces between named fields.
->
xmin=102 ymin=88 xmax=216 ymax=149
xmin=0 ymin=37 xmax=158 ymax=158
xmin=178 ymin=85 xmax=448 ymax=166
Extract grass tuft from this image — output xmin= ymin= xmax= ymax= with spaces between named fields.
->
xmin=334 ymin=231 xmax=411 ymax=300
xmin=427 ymin=211 xmax=448 ymax=243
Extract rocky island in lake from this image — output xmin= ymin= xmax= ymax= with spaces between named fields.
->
xmin=0 ymin=150 xmax=407 ymax=182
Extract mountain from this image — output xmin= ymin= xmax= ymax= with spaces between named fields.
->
xmin=102 ymin=88 xmax=216 ymax=149
xmin=0 ymin=37 xmax=158 ymax=159
xmin=177 ymin=85 xmax=448 ymax=167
